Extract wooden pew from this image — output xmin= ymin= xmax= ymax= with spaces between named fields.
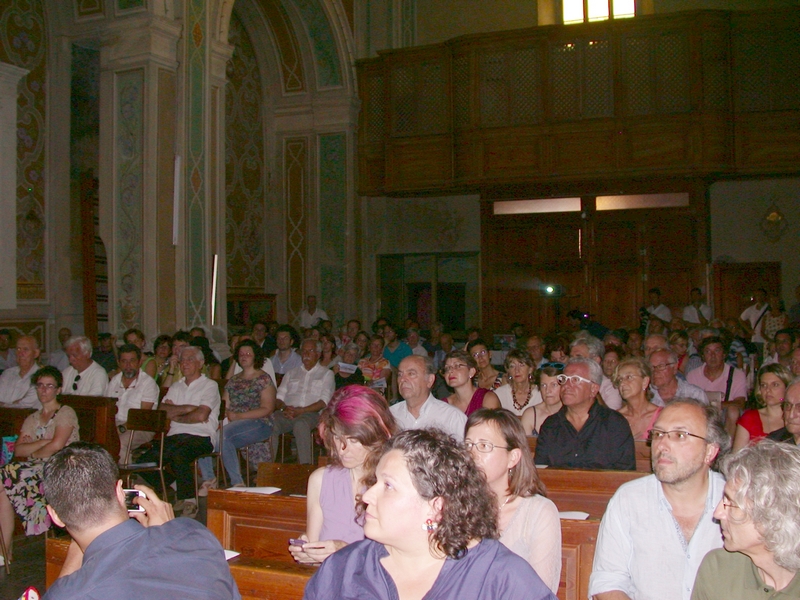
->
xmin=58 ymin=394 xmax=119 ymax=459
xmin=45 ymin=536 xmax=315 ymax=600
xmin=539 ymin=469 xmax=645 ymax=519
xmin=0 ymin=406 xmax=36 ymax=437
xmin=256 ymin=462 xmax=318 ymax=495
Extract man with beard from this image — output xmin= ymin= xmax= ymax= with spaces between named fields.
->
xmin=589 ymin=399 xmax=731 ymax=600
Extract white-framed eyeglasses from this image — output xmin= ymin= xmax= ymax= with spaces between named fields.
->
xmin=556 ymin=374 xmax=593 ymax=386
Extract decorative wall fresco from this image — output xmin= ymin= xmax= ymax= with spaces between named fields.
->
xmin=186 ymin=0 xmax=207 ymax=326
xmin=260 ymin=0 xmax=306 ymax=94
xmin=319 ymin=133 xmax=346 ymax=326
xmin=225 ymin=11 xmax=266 ymax=294
xmin=75 ymin=0 xmax=105 ymax=19
xmin=115 ymin=69 xmax=144 ymax=329
xmin=284 ymin=137 xmax=308 ymax=325
xmin=0 ymin=0 xmax=47 ymax=300
xmin=289 ymin=0 xmax=342 ymax=88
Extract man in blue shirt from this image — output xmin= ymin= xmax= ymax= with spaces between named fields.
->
xmin=42 ymin=442 xmax=240 ymax=600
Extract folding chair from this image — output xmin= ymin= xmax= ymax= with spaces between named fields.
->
xmin=119 ymin=408 xmax=170 ymax=500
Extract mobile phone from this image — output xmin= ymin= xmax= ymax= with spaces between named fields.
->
xmin=288 ymin=538 xmax=306 ymax=546
xmin=124 ymin=488 xmax=146 ymax=512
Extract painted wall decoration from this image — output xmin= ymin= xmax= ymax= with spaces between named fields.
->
xmin=117 ymin=0 xmax=145 ymax=11
xmin=75 ymin=0 xmax=105 ymax=19
xmin=115 ymin=70 xmax=144 ymax=329
xmin=226 ymin=11 xmax=266 ymax=294
xmin=260 ymin=0 xmax=306 ymax=94
xmin=284 ymin=137 xmax=308 ymax=325
xmin=0 ymin=0 xmax=47 ymax=300
xmin=319 ymin=133 xmax=347 ymax=326
xmin=185 ymin=0 xmax=207 ymax=326
xmin=289 ymin=0 xmax=342 ymax=88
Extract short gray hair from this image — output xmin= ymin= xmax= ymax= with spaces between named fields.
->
xmin=649 ymin=347 xmax=679 ymax=366
xmin=720 ymin=440 xmax=800 ymax=570
xmin=663 ymin=398 xmax=731 ymax=465
xmin=301 ymin=338 xmax=323 ymax=353
xmin=181 ymin=346 xmax=205 ymax=364
xmin=65 ymin=336 xmax=92 ymax=356
xmin=570 ymin=335 xmax=605 ymax=359
xmin=341 ymin=342 xmax=360 ymax=355
xmin=566 ymin=356 xmax=603 ymax=385
xmin=401 ymin=354 xmax=436 ymax=376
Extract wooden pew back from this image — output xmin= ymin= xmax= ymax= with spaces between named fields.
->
xmin=539 ymin=468 xmax=645 ymax=519
xmin=634 ymin=440 xmax=652 ymax=473
xmin=0 ymin=406 xmax=36 ymax=437
xmin=59 ymin=395 xmax=119 ymax=459
xmin=257 ymin=463 xmax=317 ymax=496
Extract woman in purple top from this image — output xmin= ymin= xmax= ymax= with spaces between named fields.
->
xmin=289 ymin=385 xmax=396 ymax=564
xmin=443 ymin=350 xmax=500 ymax=416
xmin=303 ymin=428 xmax=556 ymax=600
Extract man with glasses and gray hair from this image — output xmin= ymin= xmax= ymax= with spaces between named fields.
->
xmin=534 ymin=357 xmax=635 ymax=470
xmin=691 ymin=439 xmax=800 ymax=598
xmin=648 ymin=348 xmax=708 ymax=407
xmin=61 ymin=336 xmax=109 ymax=396
xmin=589 ymin=398 xmax=731 ymax=600
xmin=767 ymin=377 xmax=800 ymax=446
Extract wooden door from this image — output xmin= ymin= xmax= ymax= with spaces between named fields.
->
xmin=713 ymin=262 xmax=782 ymax=322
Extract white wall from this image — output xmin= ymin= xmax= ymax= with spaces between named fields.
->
xmin=710 ymin=178 xmax=800 ymax=307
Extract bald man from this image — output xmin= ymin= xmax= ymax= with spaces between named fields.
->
xmin=0 ymin=335 xmax=43 ymax=408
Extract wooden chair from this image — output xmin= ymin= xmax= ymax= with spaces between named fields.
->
xmin=275 ymin=431 xmax=321 ymax=464
xmin=118 ymin=408 xmax=170 ymax=499
xmin=0 ymin=521 xmax=10 ymax=574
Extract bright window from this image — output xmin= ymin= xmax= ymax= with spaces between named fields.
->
xmin=563 ymin=0 xmax=636 ymax=24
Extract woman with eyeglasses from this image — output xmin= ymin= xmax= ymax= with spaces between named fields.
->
xmin=521 ymin=365 xmax=564 ymax=437
xmin=290 ymin=385 xmax=396 ymax=565
xmin=303 ymin=427 xmax=556 ymax=600
xmin=495 ymin=349 xmax=543 ymax=417
xmin=0 ymin=366 xmax=80 ymax=563
xmin=465 ymin=409 xmax=561 ymax=594
xmin=732 ymin=363 xmax=793 ymax=453
xmin=613 ymin=357 xmax=661 ymax=441
xmin=443 ymin=349 xmax=500 ymax=416
xmin=467 ymin=339 xmax=504 ymax=390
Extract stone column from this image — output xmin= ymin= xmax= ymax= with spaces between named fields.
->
xmin=97 ymin=15 xmax=182 ymax=338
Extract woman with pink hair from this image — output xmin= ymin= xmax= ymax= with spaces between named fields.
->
xmin=289 ymin=385 xmax=397 ymax=564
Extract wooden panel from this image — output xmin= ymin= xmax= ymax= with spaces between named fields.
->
xmin=384 ymin=135 xmax=452 ymax=191
xmin=59 ymin=395 xmax=120 ymax=460
xmin=257 ymin=462 xmax=317 ymax=495
xmin=635 ymin=440 xmax=652 ymax=473
xmin=482 ymin=134 xmax=544 ymax=178
xmin=713 ymin=262 xmax=782 ymax=323
xmin=734 ymin=112 xmax=800 ymax=172
xmin=228 ymin=558 xmax=314 ymax=600
xmin=552 ymin=129 xmax=616 ymax=174
xmin=621 ymin=120 xmax=691 ymax=168
xmin=560 ymin=520 xmax=600 ymax=600
xmin=0 ymin=406 xmax=35 ymax=437
xmin=595 ymin=270 xmax=641 ymax=330
xmin=540 ymin=469 xmax=645 ymax=519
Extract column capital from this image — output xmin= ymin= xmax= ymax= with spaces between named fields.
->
xmin=100 ymin=15 xmax=183 ymax=71
xmin=0 ymin=62 xmax=29 ymax=89
xmin=209 ymin=39 xmax=234 ymax=84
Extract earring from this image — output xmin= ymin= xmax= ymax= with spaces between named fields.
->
xmin=422 ymin=519 xmax=438 ymax=532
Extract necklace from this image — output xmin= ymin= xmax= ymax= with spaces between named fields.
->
xmin=512 ymin=384 xmax=533 ymax=411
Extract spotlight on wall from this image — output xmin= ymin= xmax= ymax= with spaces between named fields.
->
xmin=538 ymin=283 xmax=564 ymax=297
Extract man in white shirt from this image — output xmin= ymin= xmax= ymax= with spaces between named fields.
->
xmin=48 ymin=327 xmax=73 ymax=372
xmin=646 ymin=287 xmax=672 ymax=325
xmin=739 ymin=288 xmax=769 ymax=350
xmin=298 ymin=295 xmax=328 ymax=329
xmin=106 ymin=344 xmax=160 ymax=462
xmin=138 ymin=346 xmax=220 ymax=518
xmin=682 ymin=288 xmax=712 ymax=326
xmin=271 ymin=339 xmax=335 ymax=464
xmin=61 ymin=336 xmax=109 ymax=396
xmin=406 ymin=328 xmax=428 ymax=357
xmin=589 ymin=399 xmax=731 ymax=600
xmin=648 ymin=349 xmax=708 ymax=407
xmin=390 ymin=355 xmax=467 ymax=441
xmin=569 ymin=335 xmax=623 ymax=410
xmin=0 ymin=335 xmax=42 ymax=408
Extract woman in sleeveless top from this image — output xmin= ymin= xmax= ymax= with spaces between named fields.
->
xmin=290 ymin=385 xmax=396 ymax=564
xmin=521 ymin=364 xmax=564 ymax=437
xmin=614 ymin=357 xmax=661 ymax=442
xmin=732 ymin=364 xmax=792 ymax=452
xmin=444 ymin=349 xmax=500 ymax=416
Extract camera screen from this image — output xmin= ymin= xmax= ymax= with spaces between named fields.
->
xmin=124 ymin=490 xmax=141 ymax=511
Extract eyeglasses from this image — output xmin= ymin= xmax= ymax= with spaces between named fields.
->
xmin=464 ymin=440 xmax=510 ymax=453
xmin=556 ymin=374 xmax=593 ymax=386
xmin=617 ymin=374 xmax=641 ymax=383
xmin=648 ymin=429 xmax=709 ymax=444
xmin=36 ymin=383 xmax=58 ymax=390
xmin=650 ymin=362 xmax=676 ymax=372
xmin=782 ymin=402 xmax=800 ymax=416
xmin=443 ymin=363 xmax=468 ymax=374
xmin=721 ymin=498 xmax=742 ymax=512
xmin=541 ymin=362 xmax=564 ymax=369
xmin=472 ymin=349 xmax=488 ymax=358
xmin=72 ymin=374 xmax=81 ymax=391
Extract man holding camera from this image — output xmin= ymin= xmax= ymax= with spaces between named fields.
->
xmin=42 ymin=442 xmax=240 ymax=600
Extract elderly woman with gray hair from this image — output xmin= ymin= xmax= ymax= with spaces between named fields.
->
xmin=692 ymin=439 xmax=800 ymax=598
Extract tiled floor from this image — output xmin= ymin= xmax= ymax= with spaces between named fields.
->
xmin=0 ymin=499 xmax=210 ymax=599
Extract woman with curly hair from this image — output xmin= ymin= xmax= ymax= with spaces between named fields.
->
xmin=290 ymin=385 xmax=396 ymax=565
xmin=732 ymin=363 xmax=793 ymax=452
xmin=303 ymin=428 xmax=556 ymax=600
xmin=466 ymin=409 xmax=561 ymax=593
